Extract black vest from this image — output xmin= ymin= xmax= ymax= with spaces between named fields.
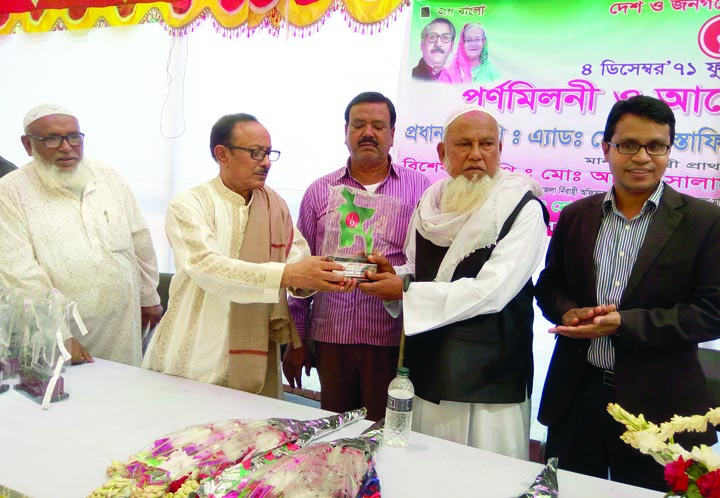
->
xmin=404 ymin=192 xmax=548 ymax=404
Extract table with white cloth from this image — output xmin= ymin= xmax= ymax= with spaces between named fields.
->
xmin=0 ymin=359 xmax=663 ymax=498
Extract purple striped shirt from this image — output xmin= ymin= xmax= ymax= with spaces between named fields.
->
xmin=289 ymin=160 xmax=431 ymax=346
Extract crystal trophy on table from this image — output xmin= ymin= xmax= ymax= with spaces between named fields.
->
xmin=322 ymin=185 xmax=401 ymax=282
xmin=0 ymin=298 xmax=12 ymax=393
xmin=0 ymin=289 xmax=25 ymax=386
xmin=15 ymin=291 xmax=71 ymax=406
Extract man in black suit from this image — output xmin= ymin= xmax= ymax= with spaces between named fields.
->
xmin=536 ymin=95 xmax=720 ymax=491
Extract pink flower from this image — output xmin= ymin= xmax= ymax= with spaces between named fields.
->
xmin=665 ymin=456 xmax=693 ymax=493
xmin=697 ymin=469 xmax=720 ymax=498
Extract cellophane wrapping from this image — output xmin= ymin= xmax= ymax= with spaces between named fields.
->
xmin=88 ymin=409 xmax=367 ymax=498
xmin=195 ymin=419 xmax=384 ymax=498
xmin=515 ymin=457 xmax=559 ymax=498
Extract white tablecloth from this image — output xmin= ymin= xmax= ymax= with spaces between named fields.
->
xmin=0 ymin=359 xmax=662 ymax=498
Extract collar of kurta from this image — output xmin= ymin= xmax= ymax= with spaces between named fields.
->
xmin=340 ymin=156 xmax=397 ymax=185
xmin=212 ymin=176 xmax=251 ymax=206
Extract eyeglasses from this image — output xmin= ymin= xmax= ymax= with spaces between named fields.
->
xmin=606 ymin=142 xmax=670 ymax=156
xmin=225 ymin=144 xmax=281 ymax=162
xmin=425 ymin=32 xmax=453 ymax=43
xmin=464 ymin=37 xmax=485 ymax=44
xmin=26 ymin=132 xmax=84 ymax=149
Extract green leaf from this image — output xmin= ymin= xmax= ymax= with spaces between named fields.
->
xmin=688 ymin=463 xmax=706 ymax=479
xmin=686 ymin=483 xmax=703 ymax=498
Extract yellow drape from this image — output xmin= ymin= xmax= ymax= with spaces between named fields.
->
xmin=0 ymin=0 xmax=406 ymax=35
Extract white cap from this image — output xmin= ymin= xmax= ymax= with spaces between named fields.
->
xmin=23 ymin=103 xmax=77 ymax=130
xmin=442 ymin=105 xmax=500 ymax=140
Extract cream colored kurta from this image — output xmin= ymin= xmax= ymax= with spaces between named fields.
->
xmin=0 ymin=160 xmax=160 ymax=366
xmin=142 ymin=177 xmax=310 ymax=389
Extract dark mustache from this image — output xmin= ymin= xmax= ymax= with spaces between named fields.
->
xmin=359 ymin=138 xmax=378 ymax=146
xmin=431 ymin=47 xmax=445 ymax=54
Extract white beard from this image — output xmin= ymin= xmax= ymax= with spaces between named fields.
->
xmin=440 ymin=174 xmax=497 ymax=214
xmin=33 ymin=153 xmax=92 ymax=197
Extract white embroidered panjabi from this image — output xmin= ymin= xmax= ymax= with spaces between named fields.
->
xmin=0 ymin=160 xmax=160 ymax=366
xmin=143 ymin=178 xmax=310 ymax=392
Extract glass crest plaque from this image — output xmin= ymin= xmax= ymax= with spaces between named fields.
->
xmin=322 ymin=186 xmax=401 ymax=281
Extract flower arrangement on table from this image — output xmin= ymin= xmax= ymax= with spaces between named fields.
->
xmin=195 ymin=419 xmax=385 ymax=498
xmin=88 ymin=409 xmax=366 ymax=498
xmin=608 ymin=403 xmax=720 ymax=498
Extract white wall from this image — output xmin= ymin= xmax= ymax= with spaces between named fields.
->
xmin=0 ymin=13 xmax=410 ymax=271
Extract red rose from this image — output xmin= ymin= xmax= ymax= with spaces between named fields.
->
xmin=697 ymin=469 xmax=720 ymax=498
xmin=665 ymin=456 xmax=693 ymax=493
xmin=167 ymin=474 xmax=189 ymax=493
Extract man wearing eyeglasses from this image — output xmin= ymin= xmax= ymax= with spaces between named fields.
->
xmin=536 ymin=95 xmax=720 ymax=490
xmin=412 ymin=18 xmax=455 ymax=81
xmin=0 ymin=103 xmax=163 ymax=367
xmin=143 ymin=113 xmax=350 ymax=399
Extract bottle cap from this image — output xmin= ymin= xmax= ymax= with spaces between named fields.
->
xmin=397 ymin=367 xmax=409 ymax=376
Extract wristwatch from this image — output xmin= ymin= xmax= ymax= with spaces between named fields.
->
xmin=402 ymin=274 xmax=415 ymax=292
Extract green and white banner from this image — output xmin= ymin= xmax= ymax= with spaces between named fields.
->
xmin=396 ymin=0 xmax=720 ymax=229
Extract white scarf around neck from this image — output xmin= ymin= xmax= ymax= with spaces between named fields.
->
xmin=413 ymin=169 xmax=542 ymax=282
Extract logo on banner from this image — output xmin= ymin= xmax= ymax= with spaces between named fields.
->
xmin=698 ymin=15 xmax=720 ymax=59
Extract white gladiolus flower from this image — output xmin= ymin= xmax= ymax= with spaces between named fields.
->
xmin=666 ymin=414 xmax=708 ymax=434
xmin=607 ymin=403 xmax=720 ymax=470
xmin=689 ymin=445 xmax=720 ymax=471
xmin=707 ymin=407 xmax=720 ymax=426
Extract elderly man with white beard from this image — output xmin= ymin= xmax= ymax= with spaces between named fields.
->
xmin=359 ymin=107 xmax=549 ymax=459
xmin=0 ymin=103 xmax=162 ymax=367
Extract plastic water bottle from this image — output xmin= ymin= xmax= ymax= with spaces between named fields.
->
xmin=384 ymin=367 xmax=414 ymax=447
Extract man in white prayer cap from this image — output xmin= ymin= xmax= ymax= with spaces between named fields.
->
xmin=358 ymin=106 xmax=549 ymax=459
xmin=0 ymin=103 xmax=162 ymax=366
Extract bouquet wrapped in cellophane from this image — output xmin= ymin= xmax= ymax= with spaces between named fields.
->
xmin=195 ymin=419 xmax=384 ymax=498
xmin=515 ymin=457 xmax=559 ymax=498
xmin=89 ymin=409 xmax=367 ymax=498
